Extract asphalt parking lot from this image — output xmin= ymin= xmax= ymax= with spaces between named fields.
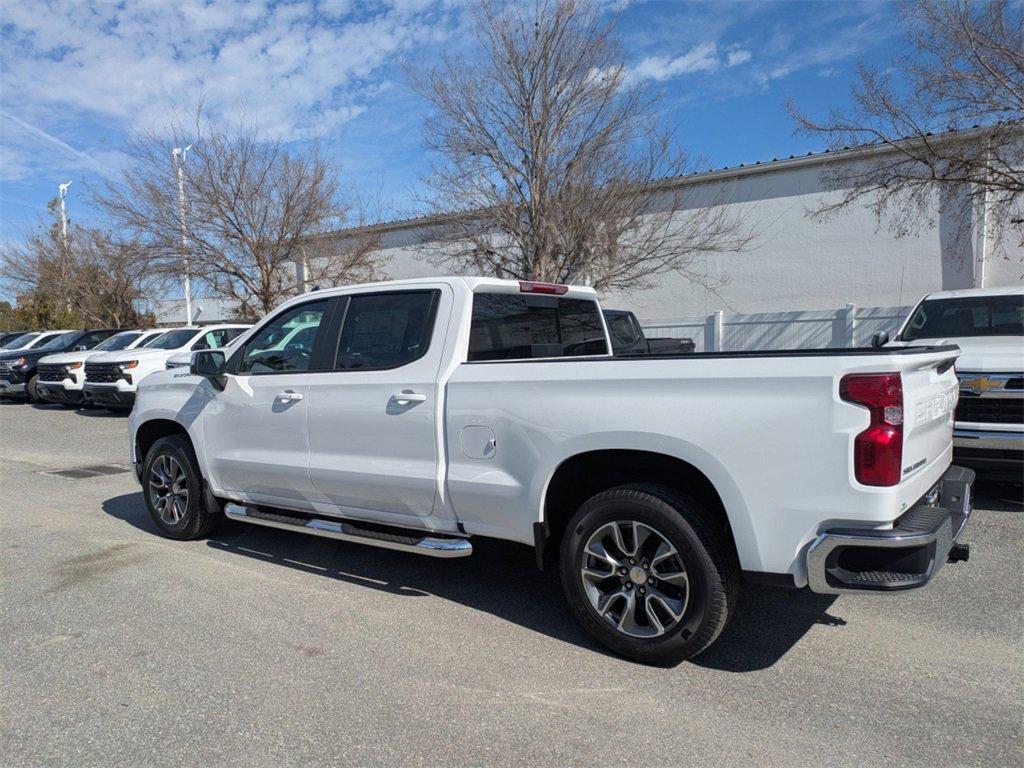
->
xmin=1 ymin=401 xmax=1021 ymax=768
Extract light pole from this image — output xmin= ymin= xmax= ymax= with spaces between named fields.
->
xmin=57 ymin=181 xmax=73 ymax=311
xmin=57 ymin=181 xmax=72 ymax=250
xmin=172 ymin=145 xmax=193 ymax=325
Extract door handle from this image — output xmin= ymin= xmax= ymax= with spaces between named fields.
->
xmin=390 ymin=392 xmax=427 ymax=405
xmin=275 ymin=390 xmax=303 ymax=402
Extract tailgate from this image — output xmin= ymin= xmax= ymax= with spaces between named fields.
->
xmin=898 ymin=351 xmax=960 ymax=507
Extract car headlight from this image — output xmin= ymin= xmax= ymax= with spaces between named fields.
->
xmin=66 ymin=362 xmax=83 ymax=372
xmin=118 ymin=360 xmax=139 ymax=371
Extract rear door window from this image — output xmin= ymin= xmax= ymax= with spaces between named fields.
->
xmin=334 ymin=291 xmax=439 ymax=371
xmin=468 ymin=294 xmax=608 ymax=361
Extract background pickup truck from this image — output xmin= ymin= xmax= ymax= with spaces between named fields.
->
xmin=37 ymin=328 xmax=168 ymax=406
xmin=0 ymin=328 xmax=120 ymax=402
xmin=887 ymin=286 xmax=1023 ymax=481
xmin=84 ymin=324 xmax=249 ymax=409
xmin=603 ymin=308 xmax=695 ymax=355
xmin=129 ymin=277 xmax=972 ymax=665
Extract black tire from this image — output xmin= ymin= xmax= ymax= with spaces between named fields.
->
xmin=141 ymin=434 xmax=222 ymax=540
xmin=26 ymin=375 xmax=40 ymax=402
xmin=559 ymin=483 xmax=739 ymax=666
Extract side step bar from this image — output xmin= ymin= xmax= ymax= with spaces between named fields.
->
xmin=223 ymin=503 xmax=473 ymax=558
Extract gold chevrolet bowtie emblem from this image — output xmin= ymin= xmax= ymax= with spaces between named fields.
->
xmin=958 ymin=376 xmax=999 ymax=394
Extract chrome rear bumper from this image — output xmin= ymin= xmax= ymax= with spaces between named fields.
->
xmin=807 ymin=465 xmax=974 ymax=594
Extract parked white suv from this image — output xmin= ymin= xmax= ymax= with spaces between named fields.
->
xmin=85 ymin=324 xmax=249 ymax=408
xmin=891 ymin=286 xmax=1022 ymax=480
xmin=129 ymin=277 xmax=973 ymax=665
xmin=36 ymin=329 xmax=168 ymax=405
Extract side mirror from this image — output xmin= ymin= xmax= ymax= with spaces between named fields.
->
xmin=871 ymin=331 xmax=890 ymax=348
xmin=191 ymin=349 xmax=227 ymax=388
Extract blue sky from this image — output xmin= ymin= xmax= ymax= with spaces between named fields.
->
xmin=0 ymin=0 xmax=905 ymax=240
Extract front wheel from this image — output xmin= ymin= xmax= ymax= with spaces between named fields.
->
xmin=26 ymin=375 xmax=40 ymax=402
xmin=142 ymin=435 xmax=222 ymax=540
xmin=559 ymin=484 xmax=739 ymax=666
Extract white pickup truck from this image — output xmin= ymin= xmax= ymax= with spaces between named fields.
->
xmin=37 ymin=328 xmax=168 ymax=405
xmin=129 ymin=277 xmax=973 ymax=664
xmin=85 ymin=324 xmax=249 ymax=409
xmin=888 ymin=286 xmax=1022 ymax=481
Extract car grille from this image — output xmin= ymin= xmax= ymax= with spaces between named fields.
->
xmin=85 ymin=362 xmax=122 ymax=384
xmin=0 ymin=360 xmax=14 ymax=374
xmin=37 ymin=364 xmax=66 ymax=382
xmin=955 ymin=397 xmax=1024 ymax=425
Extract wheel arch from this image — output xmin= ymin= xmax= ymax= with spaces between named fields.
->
xmin=537 ymin=445 xmax=755 ymax=571
xmin=134 ymin=418 xmax=193 ymax=467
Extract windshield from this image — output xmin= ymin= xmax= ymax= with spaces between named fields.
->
xmin=147 ymin=329 xmax=198 ymax=350
xmin=1 ymin=333 xmax=36 ymax=349
xmin=901 ymin=295 xmax=1024 ymax=341
xmin=94 ymin=332 xmax=141 ymax=352
xmin=138 ymin=331 xmax=167 ymax=347
xmin=36 ymin=331 xmax=80 ymax=351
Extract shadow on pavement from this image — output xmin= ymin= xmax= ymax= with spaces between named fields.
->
xmin=72 ymin=406 xmax=129 ymax=418
xmin=692 ymin=587 xmax=841 ymax=672
xmin=972 ymin=480 xmax=1023 ymax=513
xmin=24 ymin=401 xmax=125 ymax=417
xmin=102 ymin=491 xmax=841 ymax=670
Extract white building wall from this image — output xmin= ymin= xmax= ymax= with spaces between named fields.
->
xmin=327 ymin=151 xmax=1022 ymax=324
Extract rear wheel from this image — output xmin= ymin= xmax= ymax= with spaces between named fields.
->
xmin=142 ymin=435 xmax=222 ymax=540
xmin=559 ymin=484 xmax=739 ymax=666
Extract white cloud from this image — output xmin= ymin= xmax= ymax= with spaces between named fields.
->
xmin=0 ymin=0 xmax=457 ymax=181
xmin=627 ymin=40 xmax=752 ymax=86
xmin=0 ymin=110 xmax=126 ymax=183
xmin=629 ymin=41 xmax=720 ymax=83
xmin=726 ymin=48 xmax=751 ymax=67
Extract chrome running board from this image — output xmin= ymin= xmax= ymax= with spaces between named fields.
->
xmin=223 ymin=503 xmax=472 ymax=558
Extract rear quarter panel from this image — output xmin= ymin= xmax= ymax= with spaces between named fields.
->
xmin=444 ymin=350 xmax=958 ymax=584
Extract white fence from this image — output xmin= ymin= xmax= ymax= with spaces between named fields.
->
xmin=641 ymin=304 xmax=914 ymax=353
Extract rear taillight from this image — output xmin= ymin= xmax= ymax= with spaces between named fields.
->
xmin=519 ymin=281 xmax=569 ymax=295
xmin=840 ymin=373 xmax=904 ymax=486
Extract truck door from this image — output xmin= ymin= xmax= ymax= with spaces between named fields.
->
xmin=305 ymin=286 xmax=452 ymax=519
xmin=202 ymin=298 xmax=334 ymax=509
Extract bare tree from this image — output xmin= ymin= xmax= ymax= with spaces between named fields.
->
xmin=791 ymin=0 xmax=1023 ymax=250
xmin=98 ymin=113 xmax=384 ymax=319
xmin=1 ymin=203 xmax=156 ymax=328
xmin=409 ymin=0 xmax=750 ymax=291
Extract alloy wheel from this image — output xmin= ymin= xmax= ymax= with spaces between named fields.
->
xmin=580 ymin=520 xmax=690 ymax=638
xmin=149 ymin=454 xmax=189 ymax=525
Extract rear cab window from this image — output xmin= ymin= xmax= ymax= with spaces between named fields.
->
xmin=468 ymin=292 xmax=609 ymax=361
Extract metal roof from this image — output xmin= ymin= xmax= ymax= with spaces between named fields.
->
xmin=322 ymin=123 xmax=1019 ymax=240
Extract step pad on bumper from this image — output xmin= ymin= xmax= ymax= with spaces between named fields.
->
xmin=806 ymin=465 xmax=974 ymax=594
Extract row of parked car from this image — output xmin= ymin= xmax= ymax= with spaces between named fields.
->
xmin=0 ymin=324 xmax=250 ymax=408
xmin=0 ymin=307 xmax=692 ymax=411
xmin=1 ymin=287 xmax=1019 ymax=484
